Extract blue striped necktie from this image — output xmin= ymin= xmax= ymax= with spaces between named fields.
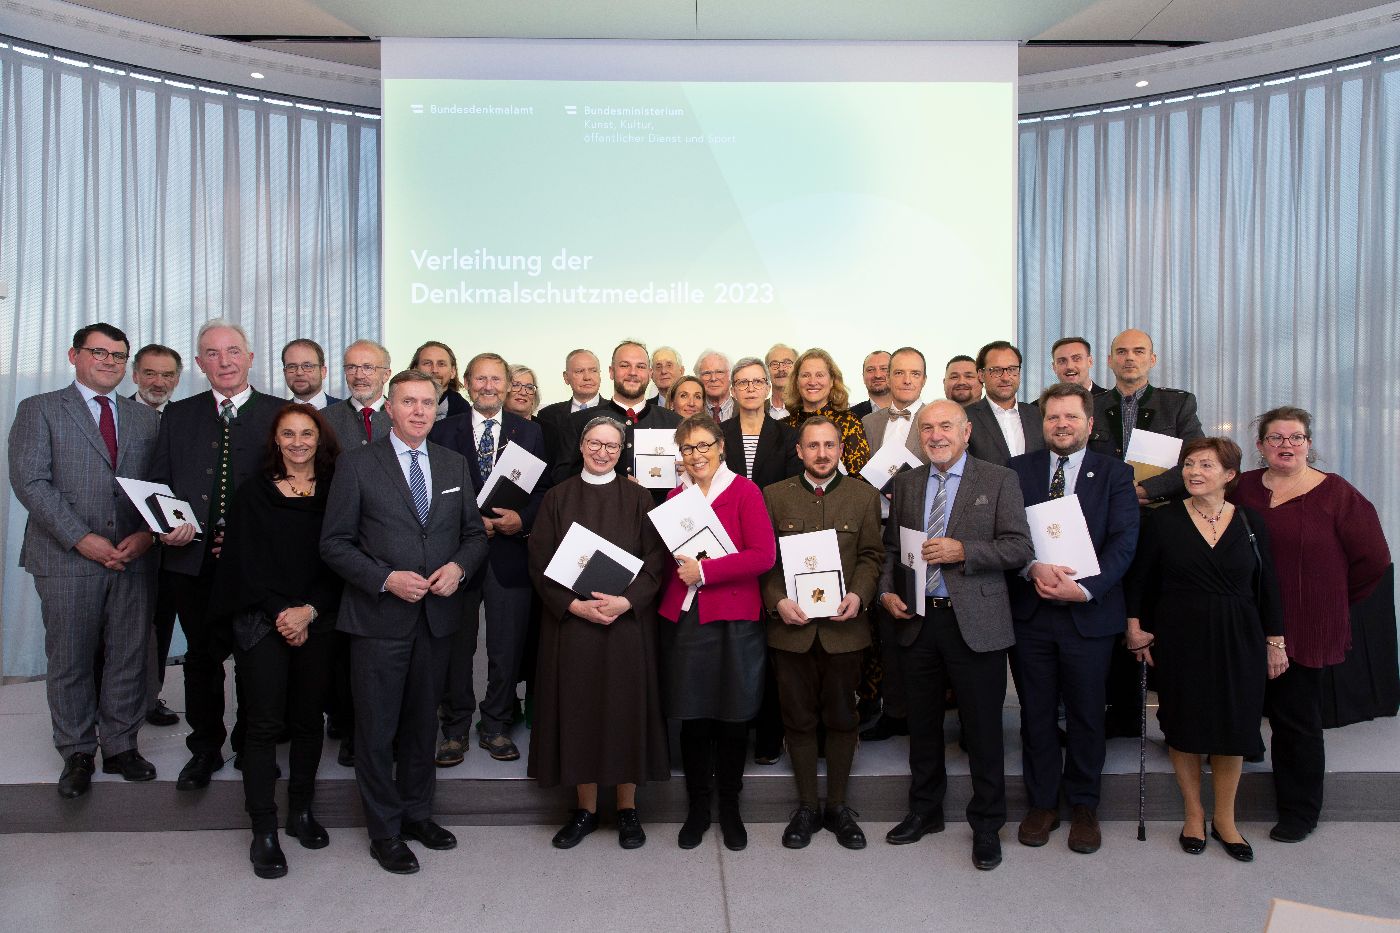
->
xmin=408 ymin=449 xmax=429 ymax=525
xmin=926 ymin=472 xmax=948 ymax=596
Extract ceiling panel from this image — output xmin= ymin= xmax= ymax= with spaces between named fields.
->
xmin=306 ymin=0 xmax=698 ymax=38
xmin=1137 ymin=0 xmax=1393 ymax=41
xmin=1018 ymin=46 xmax=1148 ymax=74
xmin=696 ymin=0 xmax=1102 ymax=40
xmin=246 ymin=40 xmax=381 ymax=68
xmin=63 ymin=0 xmax=362 ymax=36
xmin=1030 ymin=0 xmax=1181 ymax=40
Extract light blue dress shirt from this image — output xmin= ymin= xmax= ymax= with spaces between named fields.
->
xmin=922 ymin=451 xmax=967 ymax=598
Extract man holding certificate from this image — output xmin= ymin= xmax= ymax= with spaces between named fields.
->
xmin=1006 ymin=383 xmax=1139 ymax=855
xmin=760 ymin=417 xmax=884 ymax=851
xmin=877 ymin=399 xmax=1033 ymax=870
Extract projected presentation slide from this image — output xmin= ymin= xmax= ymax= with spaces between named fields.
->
xmin=382 ymin=42 xmax=1016 ymax=408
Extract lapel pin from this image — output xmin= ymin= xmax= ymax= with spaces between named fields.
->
xmin=1086 ymin=471 xmax=1094 ymax=478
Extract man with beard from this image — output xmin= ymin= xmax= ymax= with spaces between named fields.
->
xmin=1007 ymin=383 xmax=1138 ymax=854
xmin=553 ymin=340 xmax=681 ymax=499
xmin=760 ymin=417 xmax=884 ymax=850
xmin=965 ymin=341 xmax=1044 ymax=467
xmin=412 ymin=340 xmax=470 ymax=421
xmin=850 ymin=350 xmax=891 ymax=420
xmin=942 ymin=355 xmax=982 ymax=406
xmin=281 ymin=338 xmax=341 ymax=410
xmin=649 ymin=346 xmax=683 ymax=407
xmin=429 ymin=353 xmax=546 ymax=766
xmin=132 ymin=344 xmax=182 ymax=413
xmin=1049 ymin=337 xmax=1106 ymax=397
xmin=765 ymin=343 xmax=798 ymax=420
xmin=323 ymin=340 xmax=393 ymax=451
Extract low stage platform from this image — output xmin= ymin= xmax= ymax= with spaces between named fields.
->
xmin=3 ymin=664 xmax=1398 ymax=835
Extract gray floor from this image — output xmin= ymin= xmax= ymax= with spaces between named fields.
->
xmin=2 ymin=820 xmax=1399 ymax=932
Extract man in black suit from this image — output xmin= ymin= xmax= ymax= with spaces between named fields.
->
xmin=964 ymin=341 xmax=1044 ymax=467
xmin=281 ymin=338 xmax=342 ymax=410
xmin=850 ymin=350 xmax=891 ymax=420
xmin=1007 ymin=383 xmax=1139 ymax=854
xmin=649 ymin=346 xmax=683 ymax=407
xmin=553 ymin=340 xmax=681 ymax=496
xmin=149 ymin=318 xmax=281 ymax=790
xmin=535 ymin=348 xmax=602 ymax=465
xmin=942 ymin=355 xmax=982 ymax=406
xmin=429 ymin=353 xmax=546 ymax=766
xmin=320 ymin=370 xmax=488 ymax=874
xmin=1049 ymin=337 xmax=1107 ymax=397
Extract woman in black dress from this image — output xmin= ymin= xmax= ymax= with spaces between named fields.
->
xmin=1125 ymin=437 xmax=1285 ymax=862
xmin=213 ymin=403 xmax=342 ymax=879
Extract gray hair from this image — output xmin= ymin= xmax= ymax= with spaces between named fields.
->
xmin=344 ymin=338 xmax=390 ymax=368
xmin=196 ymin=317 xmax=250 ymax=351
xmin=651 ymin=345 xmax=683 ymax=368
xmin=731 ymin=356 xmax=769 ymax=382
xmin=581 ymin=415 xmax=626 ymax=444
xmin=695 ymin=349 xmax=730 ymax=375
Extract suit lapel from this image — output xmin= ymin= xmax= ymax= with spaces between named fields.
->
xmin=113 ymin=397 xmax=144 ymax=474
xmin=980 ymin=402 xmax=1011 ymax=463
xmin=946 ymin=457 xmax=980 ymax=538
xmin=903 ymin=403 xmax=927 ymax=461
xmin=61 ymin=385 xmax=116 ymax=468
xmin=373 ymin=439 xmax=421 ymax=520
xmin=1023 ymin=450 xmax=1052 ymax=507
xmin=904 ymin=465 xmax=930 ymax=531
xmin=424 ymin=442 xmax=457 ymax=526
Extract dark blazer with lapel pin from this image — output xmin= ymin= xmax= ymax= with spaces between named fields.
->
xmin=1006 ymin=449 xmax=1139 ymax=637
xmin=963 ymin=397 xmax=1045 ymax=467
xmin=878 ymin=455 xmax=1034 ymax=650
xmin=319 ymin=436 xmax=489 ymax=640
xmin=722 ymin=415 xmax=800 ymax=489
xmin=1087 ymin=385 xmax=1204 ymax=501
xmin=322 ymin=398 xmax=392 ymax=451
xmin=429 ymin=410 xmax=546 ymax=589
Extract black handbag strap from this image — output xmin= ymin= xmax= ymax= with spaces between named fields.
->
xmin=1237 ymin=507 xmax=1264 ymax=603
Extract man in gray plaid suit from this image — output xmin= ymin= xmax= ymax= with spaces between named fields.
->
xmin=9 ymin=323 xmax=161 ymax=798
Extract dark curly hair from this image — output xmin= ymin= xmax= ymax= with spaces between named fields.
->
xmin=262 ymin=402 xmax=341 ymax=483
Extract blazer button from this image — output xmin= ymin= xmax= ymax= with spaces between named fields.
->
xmin=421 ymin=534 xmax=428 ymax=541
xmin=211 ymin=441 xmax=219 ymax=449
xmin=206 ymin=468 xmax=214 ymax=475
xmin=201 ymin=494 xmax=209 ymax=501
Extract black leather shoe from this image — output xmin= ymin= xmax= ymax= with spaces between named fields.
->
xmin=478 ymin=731 xmax=521 ymax=762
xmin=337 ymin=737 xmax=355 ymax=768
xmin=718 ymin=801 xmax=747 ymax=852
xmin=1210 ymin=825 xmax=1254 ymax=862
xmin=753 ymin=739 xmax=784 ymax=766
xmin=823 ymin=806 xmax=867 ymax=850
xmin=552 ymin=809 xmax=598 ymax=849
xmin=402 ymin=818 xmax=456 ymax=851
xmin=886 ymin=810 xmax=945 ymax=845
xmin=250 ymin=831 xmax=288 ymax=879
xmin=102 ymin=749 xmax=157 ymax=782
xmin=370 ymin=836 xmax=419 ymax=874
xmin=677 ymin=805 xmax=710 ymax=849
xmin=57 ymin=752 xmax=95 ymax=799
xmin=860 ymin=715 xmax=910 ymax=742
xmin=1178 ymin=832 xmax=1206 ymax=854
xmin=782 ymin=806 xmax=822 ymax=849
xmin=972 ymin=830 xmax=1003 ymax=870
xmin=617 ymin=808 xmax=646 ymax=849
xmin=1269 ymin=822 xmax=1311 ymax=843
xmin=176 ymin=752 xmax=225 ymax=791
xmin=145 ymin=701 xmax=179 ymax=727
xmin=286 ymin=809 xmax=329 ymax=849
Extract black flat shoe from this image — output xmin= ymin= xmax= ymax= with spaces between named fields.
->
xmin=972 ymin=830 xmax=1003 ymax=870
xmin=250 ymin=831 xmax=288 ymax=879
xmin=782 ymin=806 xmax=822 ymax=849
xmin=886 ymin=810 xmax=945 ymax=845
xmin=718 ymin=801 xmax=747 ymax=852
xmin=617 ymin=808 xmax=646 ymax=849
xmin=552 ymin=809 xmax=598 ymax=849
xmin=822 ymin=806 xmax=867 ymax=850
xmin=401 ymin=818 xmax=456 ymax=851
xmin=176 ymin=752 xmax=224 ymax=791
xmin=145 ymin=701 xmax=180 ymax=727
xmin=286 ymin=809 xmax=329 ymax=849
xmin=102 ymin=749 xmax=157 ymax=782
xmin=753 ymin=739 xmax=784 ymax=766
xmin=677 ymin=806 xmax=710 ymax=850
xmin=58 ymin=752 xmax=95 ymax=800
xmin=1178 ymin=832 xmax=1206 ymax=854
xmin=1269 ymin=822 xmax=1311 ymax=843
xmin=1211 ymin=825 xmax=1254 ymax=862
xmin=370 ymin=836 xmax=419 ymax=874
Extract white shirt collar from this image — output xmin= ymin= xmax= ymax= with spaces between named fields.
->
xmin=571 ymin=394 xmax=600 ymax=412
xmin=293 ymin=389 xmax=328 ymax=409
xmin=389 ymin=430 xmax=427 ymax=455
xmin=472 ymin=406 xmax=503 ymax=430
xmin=350 ymin=396 xmax=385 ymax=412
xmin=213 ymin=385 xmax=254 ymax=411
xmin=581 ymin=468 xmax=616 ymax=485
xmin=74 ymin=380 xmax=117 ymax=406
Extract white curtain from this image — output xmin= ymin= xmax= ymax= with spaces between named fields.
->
xmin=1018 ymin=55 xmax=1400 ymax=577
xmin=0 ymin=39 xmax=381 ymax=677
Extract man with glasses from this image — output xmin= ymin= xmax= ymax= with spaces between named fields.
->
xmin=281 ymin=338 xmax=341 ymax=410
xmin=695 ymin=350 xmax=735 ymax=422
xmin=965 ymin=341 xmax=1044 ymax=467
xmin=10 ymin=323 xmax=162 ymax=798
xmin=850 ymin=350 xmax=892 ymax=420
xmin=324 ymin=340 xmax=393 ymax=451
xmin=765 ymin=343 xmax=798 ymax=420
xmin=649 ymin=346 xmax=683 ymax=408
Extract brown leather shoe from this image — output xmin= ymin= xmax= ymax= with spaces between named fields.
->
xmin=1017 ymin=808 xmax=1060 ymax=847
xmin=1068 ymin=805 xmax=1101 ymax=854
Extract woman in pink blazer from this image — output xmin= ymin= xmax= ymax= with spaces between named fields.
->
xmin=658 ymin=413 xmax=776 ymax=853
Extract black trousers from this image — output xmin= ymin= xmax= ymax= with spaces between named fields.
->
xmin=166 ymin=563 xmax=240 ymax=756
xmin=1265 ymin=660 xmax=1325 ymax=830
xmin=904 ymin=607 xmax=1007 ymax=832
xmin=233 ymin=628 xmax=333 ymax=832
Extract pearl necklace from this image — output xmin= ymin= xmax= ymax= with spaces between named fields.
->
xmin=1190 ymin=499 xmax=1227 ymax=542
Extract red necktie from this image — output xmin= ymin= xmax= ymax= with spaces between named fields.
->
xmin=711 ymin=405 xmax=722 ymax=421
xmin=625 ymin=407 xmax=638 ymax=424
xmin=814 ymin=486 xmax=824 ymax=498
xmin=95 ymin=396 xmax=118 ymax=466
xmin=361 ymin=406 xmax=374 ymax=441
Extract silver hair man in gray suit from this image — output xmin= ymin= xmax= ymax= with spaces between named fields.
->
xmin=322 ymin=338 xmax=393 ymax=450
xmin=9 ymin=322 xmax=161 ymax=799
xmin=877 ymin=399 xmax=1033 ymax=871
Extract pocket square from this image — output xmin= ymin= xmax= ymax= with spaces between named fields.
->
xmin=975 ymin=494 xmax=989 ymax=505
xmin=440 ymin=486 xmax=461 ymax=495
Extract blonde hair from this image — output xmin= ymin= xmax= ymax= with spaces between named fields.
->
xmin=784 ymin=348 xmax=849 ymax=411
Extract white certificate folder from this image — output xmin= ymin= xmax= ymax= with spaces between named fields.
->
xmin=633 ymin=428 xmax=679 ymax=489
xmin=543 ymin=522 xmax=645 ymax=596
xmin=476 ymin=443 xmax=546 ymax=512
xmin=1025 ymin=494 xmax=1101 ymax=580
xmin=897 ymin=526 xmax=927 ymax=616
xmin=778 ymin=529 xmax=845 ymax=619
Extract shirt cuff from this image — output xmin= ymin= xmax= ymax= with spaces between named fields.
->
xmin=1076 ymin=582 xmax=1092 ymax=602
xmin=697 ymin=562 xmax=707 ymax=587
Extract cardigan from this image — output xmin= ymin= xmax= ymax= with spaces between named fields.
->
xmin=657 ymin=475 xmax=776 ymax=625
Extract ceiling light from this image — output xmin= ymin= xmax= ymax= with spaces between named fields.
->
xmin=1135 ymin=80 xmax=1149 ymax=88
xmin=250 ymin=72 xmax=265 ymax=80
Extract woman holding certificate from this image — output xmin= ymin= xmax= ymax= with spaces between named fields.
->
xmin=1125 ymin=437 xmax=1285 ymax=862
xmin=658 ymin=414 xmax=777 ymax=851
xmin=527 ymin=416 xmax=671 ymax=850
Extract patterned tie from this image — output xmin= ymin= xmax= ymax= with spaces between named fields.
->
xmin=1049 ymin=456 xmax=1069 ymax=500
xmin=219 ymin=398 xmax=235 ymax=423
xmin=887 ymin=408 xmax=911 ymax=421
xmin=95 ymin=396 xmax=118 ymax=466
xmin=711 ymin=405 xmax=722 ymax=421
xmin=926 ymin=472 xmax=949 ymax=596
xmin=361 ymin=406 xmax=374 ymax=441
xmin=625 ymin=407 xmax=638 ymax=425
xmin=479 ymin=418 xmax=496 ymax=480
xmin=1121 ymin=391 xmax=1139 ymax=452
xmin=408 ymin=449 xmax=429 ymax=525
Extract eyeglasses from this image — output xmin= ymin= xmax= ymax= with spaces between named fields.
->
xmin=767 ymin=359 xmax=795 ymax=370
xmin=1264 ymin=433 xmax=1310 ymax=447
xmin=80 ymin=347 xmax=129 ymax=364
xmin=980 ymin=365 xmax=1022 ymax=378
xmin=283 ymin=363 xmax=320 ymax=374
xmin=344 ymin=364 xmax=388 ymax=375
xmin=733 ymin=378 xmax=769 ymax=389
xmin=679 ymin=441 xmax=719 ymax=456
xmin=584 ymin=440 xmax=622 ymax=453
xmin=510 ymin=382 xmax=537 ymax=393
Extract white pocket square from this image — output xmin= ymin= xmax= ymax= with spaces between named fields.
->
xmin=440 ymin=486 xmax=461 ymax=495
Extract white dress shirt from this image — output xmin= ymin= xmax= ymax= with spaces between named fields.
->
xmin=213 ymin=385 xmax=254 ymax=417
xmin=389 ymin=431 xmax=433 ymax=498
xmin=472 ymin=407 xmax=503 ymax=466
xmin=570 ymin=394 xmax=600 ymax=414
xmin=880 ymin=400 xmax=920 ymax=450
xmin=990 ymin=401 xmax=1026 ymax=458
xmin=293 ymin=389 xmax=329 ymax=410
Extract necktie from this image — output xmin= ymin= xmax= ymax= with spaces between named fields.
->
xmin=926 ymin=472 xmax=949 ymax=596
xmin=1049 ymin=456 xmax=1069 ymax=500
xmin=479 ymin=418 xmax=496 ymax=480
xmin=625 ymin=407 xmax=638 ymax=425
xmin=408 ymin=449 xmax=429 ymax=525
xmin=711 ymin=405 xmax=722 ymax=421
xmin=95 ymin=396 xmax=117 ymax=466
xmin=887 ymin=408 xmax=911 ymax=421
xmin=219 ymin=398 xmax=235 ymax=423
xmin=361 ymin=406 xmax=374 ymax=441
xmin=814 ymin=485 xmax=824 ymax=498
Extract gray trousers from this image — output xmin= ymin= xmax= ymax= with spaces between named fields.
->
xmin=35 ymin=569 xmax=153 ymax=759
xmin=439 ymin=563 xmax=531 ymax=737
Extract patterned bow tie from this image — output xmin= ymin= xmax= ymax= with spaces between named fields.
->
xmin=887 ymin=408 xmax=911 ymax=421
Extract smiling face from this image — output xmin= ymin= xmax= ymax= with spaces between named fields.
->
xmin=672 ymin=378 xmax=706 ymax=418
xmin=414 ymin=345 xmax=456 ymax=398
xmin=979 ymin=347 xmax=1022 ymax=406
xmin=506 ymin=369 xmax=537 ymax=418
xmin=343 ymin=343 xmax=390 ymax=405
xmin=797 ymin=358 xmax=832 ymax=411
xmin=1042 ymin=394 xmax=1093 ymax=456
xmin=1051 ymin=340 xmax=1094 ymax=388
xmin=1258 ymin=418 xmax=1311 ymax=476
xmin=386 ymin=376 xmax=438 ymax=446
xmin=275 ymin=411 xmax=319 ymax=470
xmin=766 ymin=346 xmax=796 ymax=395
xmin=680 ymin=426 xmax=723 ymax=486
xmin=696 ymin=353 xmax=730 ymax=404
xmin=70 ymin=331 xmax=129 ymax=395
xmin=134 ymin=351 xmax=180 ymax=407
xmin=796 ymin=421 xmax=842 ymax=483
xmin=580 ymin=422 xmax=624 ymax=476
xmin=942 ymin=360 xmax=980 ymax=404
xmin=610 ymin=343 xmax=651 ymax=404
xmin=1182 ymin=449 xmax=1236 ymax=499
xmin=467 ymin=357 xmax=508 ymax=417
xmin=918 ymin=400 xmax=971 ymax=469
xmin=863 ymin=351 xmax=890 ymax=398
xmin=196 ymin=326 xmax=253 ymax=397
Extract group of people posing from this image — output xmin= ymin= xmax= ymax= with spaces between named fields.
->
xmin=9 ymin=321 xmax=1389 ymax=880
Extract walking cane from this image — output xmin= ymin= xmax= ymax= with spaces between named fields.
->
xmin=1137 ymin=657 xmax=1148 ymax=841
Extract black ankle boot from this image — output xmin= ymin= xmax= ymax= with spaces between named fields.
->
xmin=677 ymin=800 xmax=711 ymax=849
xmin=718 ymin=798 xmax=747 ymax=851
xmin=250 ymin=830 xmax=288 ymax=879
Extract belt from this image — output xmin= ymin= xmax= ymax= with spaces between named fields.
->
xmin=926 ymin=596 xmax=953 ymax=610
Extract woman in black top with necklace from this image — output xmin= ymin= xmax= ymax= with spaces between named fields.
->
xmin=214 ymin=403 xmax=343 ymax=879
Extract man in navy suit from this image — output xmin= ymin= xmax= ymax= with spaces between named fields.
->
xmin=429 ymin=353 xmax=546 ymax=765
xmin=1006 ymin=382 xmax=1139 ymax=855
